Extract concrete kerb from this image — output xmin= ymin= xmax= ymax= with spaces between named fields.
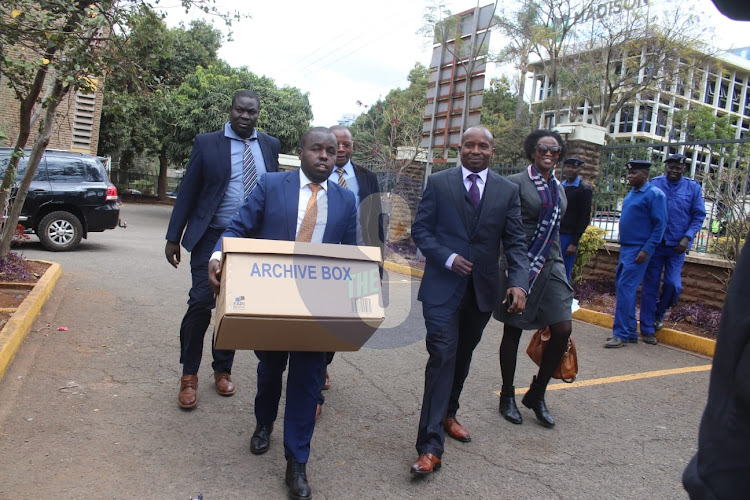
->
xmin=0 ymin=261 xmax=62 ymax=381
xmin=383 ymin=261 xmax=716 ymax=358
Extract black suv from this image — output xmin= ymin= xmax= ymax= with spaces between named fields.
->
xmin=0 ymin=148 xmax=120 ymax=251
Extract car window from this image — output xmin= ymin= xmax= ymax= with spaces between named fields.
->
xmin=46 ymin=156 xmax=104 ymax=182
xmin=0 ymin=154 xmax=46 ymax=181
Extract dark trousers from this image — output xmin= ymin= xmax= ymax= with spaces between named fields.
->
xmin=640 ymin=244 xmax=686 ymax=334
xmin=254 ymin=350 xmax=326 ymax=463
xmin=317 ymin=352 xmax=335 ymax=406
xmin=179 ymin=227 xmax=234 ymax=375
xmin=612 ymin=245 xmax=651 ymax=341
xmin=416 ymin=282 xmax=491 ymax=458
xmin=559 ymin=233 xmax=577 ymax=284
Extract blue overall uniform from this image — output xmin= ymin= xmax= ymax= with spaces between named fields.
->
xmin=612 ymin=182 xmax=667 ymax=341
xmin=639 ymin=176 xmax=705 ymax=334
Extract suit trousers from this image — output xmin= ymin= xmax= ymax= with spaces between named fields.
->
xmin=640 ymin=244 xmax=686 ymax=334
xmin=254 ymin=350 xmax=326 ymax=463
xmin=179 ymin=227 xmax=235 ymax=375
xmin=416 ymin=280 xmax=491 ymax=458
xmin=559 ymin=233 xmax=577 ymax=284
xmin=612 ymin=245 xmax=652 ymax=341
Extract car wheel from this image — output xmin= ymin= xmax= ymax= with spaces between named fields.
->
xmin=38 ymin=211 xmax=83 ymax=251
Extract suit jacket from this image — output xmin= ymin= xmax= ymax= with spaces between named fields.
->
xmin=683 ymin=234 xmax=750 ymax=499
xmin=352 ymin=162 xmax=385 ymax=254
xmin=412 ymin=166 xmax=528 ymax=312
xmin=165 ymin=129 xmax=281 ymax=251
xmin=214 ymin=170 xmax=357 ymax=247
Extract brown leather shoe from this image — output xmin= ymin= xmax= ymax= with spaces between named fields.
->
xmin=315 ymin=404 xmax=322 ymax=421
xmin=178 ymin=375 xmax=198 ymax=409
xmin=410 ymin=453 xmax=441 ymax=474
xmin=444 ymin=416 xmax=471 ymax=442
xmin=214 ymin=372 xmax=236 ymax=396
xmin=323 ymin=369 xmax=331 ymax=390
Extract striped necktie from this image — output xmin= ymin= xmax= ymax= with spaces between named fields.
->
xmin=296 ymin=184 xmax=321 ymax=242
xmin=336 ymin=167 xmax=348 ymax=189
xmin=242 ymin=139 xmax=258 ymax=198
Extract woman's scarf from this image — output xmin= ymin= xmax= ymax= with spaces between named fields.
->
xmin=527 ymin=164 xmax=561 ymax=290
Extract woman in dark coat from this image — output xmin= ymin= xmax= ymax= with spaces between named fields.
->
xmin=493 ymin=129 xmax=573 ymax=428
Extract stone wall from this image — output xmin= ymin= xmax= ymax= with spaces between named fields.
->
xmin=566 ymin=139 xmax=602 ymax=188
xmin=386 ymin=162 xmax=424 ymax=243
xmin=581 ymin=243 xmax=732 ymax=309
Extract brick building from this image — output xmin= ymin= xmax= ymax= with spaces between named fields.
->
xmin=0 ymin=78 xmax=105 ymax=155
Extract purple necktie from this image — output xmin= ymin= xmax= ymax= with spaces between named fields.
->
xmin=468 ymin=173 xmax=480 ymax=209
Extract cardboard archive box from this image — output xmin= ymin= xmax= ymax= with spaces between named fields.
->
xmin=214 ymin=238 xmax=385 ymax=351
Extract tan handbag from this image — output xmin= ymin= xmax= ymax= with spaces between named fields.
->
xmin=526 ymin=327 xmax=578 ymax=383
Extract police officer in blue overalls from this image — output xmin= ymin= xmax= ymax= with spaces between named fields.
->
xmin=606 ymin=160 xmax=667 ymax=348
xmin=640 ymin=154 xmax=706 ymax=338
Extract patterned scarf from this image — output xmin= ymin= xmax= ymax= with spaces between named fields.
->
xmin=527 ymin=164 xmax=561 ymax=290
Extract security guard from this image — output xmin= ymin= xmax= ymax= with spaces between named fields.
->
xmin=606 ymin=160 xmax=667 ymax=348
xmin=640 ymin=154 xmax=706 ymax=338
xmin=559 ymin=157 xmax=593 ymax=283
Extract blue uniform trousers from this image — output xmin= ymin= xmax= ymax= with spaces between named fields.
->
xmin=416 ymin=281 xmax=491 ymax=458
xmin=179 ymin=226 xmax=234 ymax=375
xmin=613 ymin=245 xmax=652 ymax=341
xmin=640 ymin=244 xmax=685 ymax=334
xmin=254 ymin=350 xmax=326 ymax=463
xmin=559 ymin=233 xmax=576 ymax=284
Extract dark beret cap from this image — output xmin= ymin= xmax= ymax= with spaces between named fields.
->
xmin=626 ymin=160 xmax=652 ymax=170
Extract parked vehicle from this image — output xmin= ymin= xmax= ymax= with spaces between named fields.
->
xmin=590 ymin=211 xmax=620 ymax=241
xmin=0 ymin=148 xmax=121 ymax=251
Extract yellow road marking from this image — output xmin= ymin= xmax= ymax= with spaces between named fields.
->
xmin=493 ymin=364 xmax=712 ymax=395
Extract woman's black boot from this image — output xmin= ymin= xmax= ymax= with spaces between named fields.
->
xmin=521 ymin=376 xmax=555 ymax=428
xmin=499 ymin=386 xmax=523 ymax=424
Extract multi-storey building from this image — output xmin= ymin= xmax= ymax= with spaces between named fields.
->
xmin=529 ymin=48 xmax=750 ymax=143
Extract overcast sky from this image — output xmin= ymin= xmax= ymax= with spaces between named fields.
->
xmin=162 ymin=0 xmax=750 ymax=127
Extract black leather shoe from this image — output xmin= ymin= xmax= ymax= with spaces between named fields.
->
xmin=522 ymin=377 xmax=555 ymax=428
xmin=285 ymin=459 xmax=312 ymax=500
xmin=250 ymin=424 xmax=273 ymax=455
xmin=499 ymin=388 xmax=523 ymax=425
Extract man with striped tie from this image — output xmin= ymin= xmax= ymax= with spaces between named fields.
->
xmin=316 ymin=125 xmax=385 ymax=417
xmin=166 ymin=89 xmax=280 ymax=410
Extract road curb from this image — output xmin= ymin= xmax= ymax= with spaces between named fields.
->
xmin=384 ymin=261 xmax=716 ymax=358
xmin=0 ymin=261 xmax=62 ymax=381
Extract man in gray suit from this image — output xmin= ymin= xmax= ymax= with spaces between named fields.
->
xmin=410 ymin=126 xmax=528 ymax=474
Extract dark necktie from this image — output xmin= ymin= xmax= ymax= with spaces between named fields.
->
xmin=468 ymin=173 xmax=480 ymax=209
xmin=242 ymin=139 xmax=258 ymax=198
xmin=336 ymin=167 xmax=348 ymax=189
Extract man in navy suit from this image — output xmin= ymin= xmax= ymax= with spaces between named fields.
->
xmin=410 ymin=126 xmax=528 ymax=474
xmin=317 ymin=125 xmax=385 ymax=414
xmin=208 ymin=127 xmax=357 ymax=500
xmin=165 ymin=90 xmax=280 ymax=410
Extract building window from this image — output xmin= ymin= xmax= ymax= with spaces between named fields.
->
xmin=718 ymin=77 xmax=729 ymax=109
xmin=637 ymin=105 xmax=653 ymax=132
xmin=619 ymin=107 xmax=634 ymax=133
xmin=656 ymin=108 xmax=669 ymax=137
xmin=705 ymin=75 xmax=716 ymax=105
xmin=732 ymin=77 xmax=742 ymax=113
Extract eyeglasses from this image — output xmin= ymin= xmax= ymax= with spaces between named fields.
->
xmin=536 ymin=145 xmax=562 ymax=155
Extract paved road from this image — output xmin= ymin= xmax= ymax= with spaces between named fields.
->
xmin=0 ymin=203 xmax=709 ymax=499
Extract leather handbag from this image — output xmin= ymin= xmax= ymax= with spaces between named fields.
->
xmin=526 ymin=327 xmax=578 ymax=383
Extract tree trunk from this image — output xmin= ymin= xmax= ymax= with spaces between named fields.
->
xmin=0 ymin=80 xmax=68 ymax=260
xmin=157 ymin=148 xmax=168 ymax=201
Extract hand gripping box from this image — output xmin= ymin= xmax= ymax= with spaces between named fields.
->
xmin=214 ymin=238 xmax=385 ymax=351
